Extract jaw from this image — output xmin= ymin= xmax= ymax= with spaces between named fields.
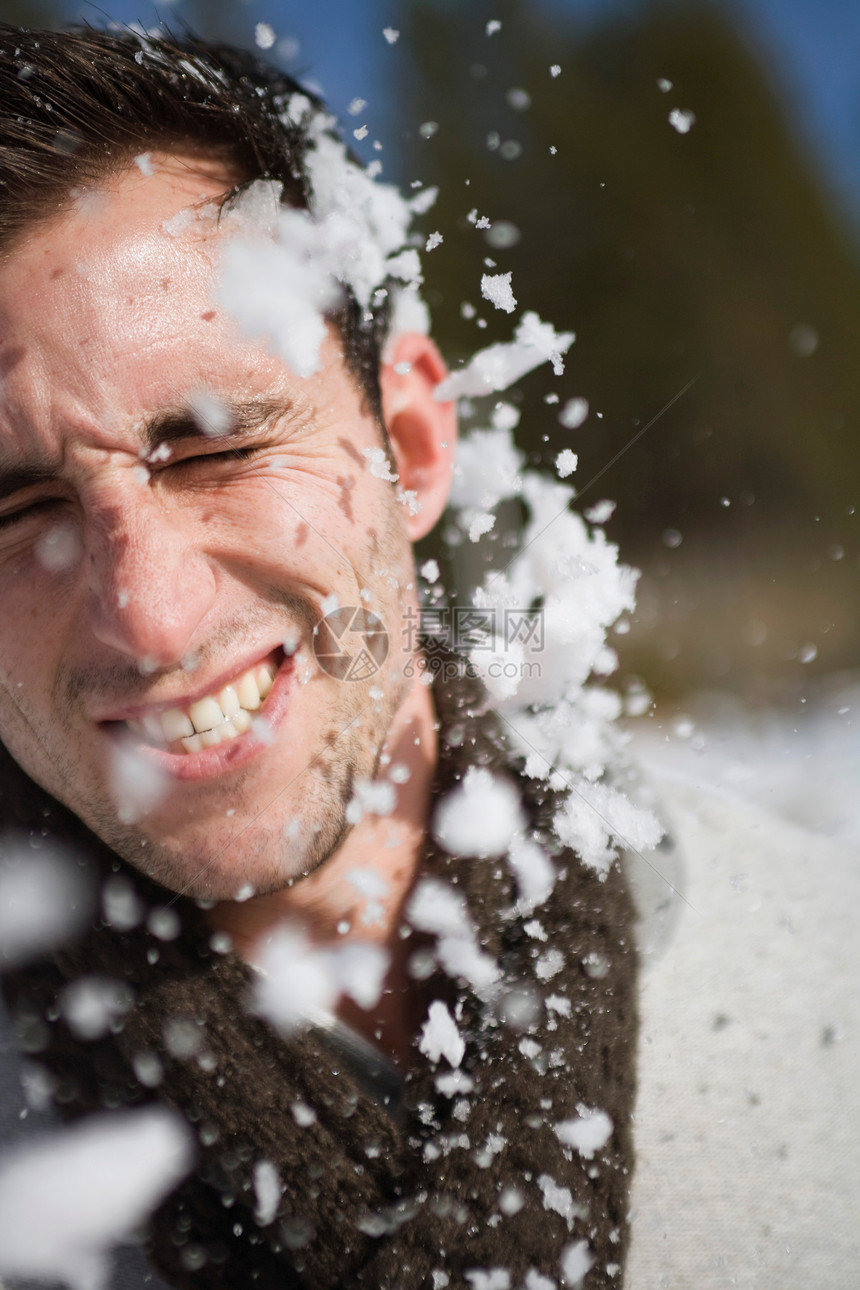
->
xmin=80 ymin=657 xmax=387 ymax=901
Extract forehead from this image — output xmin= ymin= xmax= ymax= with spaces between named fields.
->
xmin=0 ymin=156 xmax=299 ymax=455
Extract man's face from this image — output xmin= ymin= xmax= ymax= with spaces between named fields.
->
xmin=0 ymin=156 xmax=430 ymax=899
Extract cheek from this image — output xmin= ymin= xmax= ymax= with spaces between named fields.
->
xmin=202 ymin=471 xmax=405 ymax=587
xmin=0 ymin=568 xmax=71 ymax=689
xmin=0 ymin=636 xmax=62 ymax=790
xmin=0 ymin=512 xmax=85 ymax=612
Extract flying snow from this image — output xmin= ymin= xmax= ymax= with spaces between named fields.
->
xmin=0 ymin=835 xmax=93 ymax=966
xmin=407 ymin=877 xmax=500 ymax=990
xmin=254 ymin=23 xmax=276 ymax=50
xmin=0 ymin=1109 xmax=192 ymax=1290
xmin=253 ymin=1160 xmax=282 ymax=1226
xmin=108 ymin=737 xmax=169 ymax=825
xmin=560 ymin=1241 xmax=595 ymax=1287
xmin=418 ymin=1000 xmax=465 ymax=1067
xmin=35 ymin=522 xmax=81 ymax=574
xmin=481 ymin=270 xmax=517 ymax=314
xmin=254 ymin=926 xmax=389 ymax=1030
xmin=432 ymin=766 xmax=525 ymax=856
xmin=556 ymin=449 xmax=578 ymax=478
xmin=558 ymin=397 xmax=589 ymax=429
xmin=554 ymin=1107 xmax=613 ymax=1158
xmin=668 ymin=108 xmax=696 ymax=134
xmin=188 ymin=390 xmax=233 ymax=437
xmin=434 ymin=313 xmax=574 ymax=400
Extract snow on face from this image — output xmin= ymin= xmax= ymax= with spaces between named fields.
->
xmin=213 ymin=113 xmax=429 ymax=379
xmin=0 ymin=153 xmax=433 ymax=899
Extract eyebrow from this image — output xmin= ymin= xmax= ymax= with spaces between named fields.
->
xmin=0 ymin=397 xmax=291 ymax=502
xmin=142 ymin=397 xmax=289 ymax=451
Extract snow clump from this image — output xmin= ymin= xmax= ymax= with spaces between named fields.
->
xmin=254 ymin=925 xmax=389 ymax=1031
xmin=560 ymin=1240 xmax=595 ymax=1287
xmin=450 ymin=423 xmax=523 ymax=513
xmin=253 ymin=1160 xmax=282 ymax=1226
xmin=555 ymin=448 xmax=577 ymax=478
xmin=669 ymin=108 xmax=696 ymax=134
xmin=506 ymin=834 xmax=557 ymax=913
xmin=0 ymin=1109 xmax=192 ymax=1290
xmin=419 ymin=1000 xmax=465 ymax=1067
xmin=445 ymin=406 xmax=663 ymax=872
xmin=434 ymin=313 xmax=574 ymax=401
xmin=407 ymin=877 xmax=500 ymax=990
xmin=538 ymin=1174 xmax=585 ymax=1227
xmin=481 ymin=270 xmax=517 ymax=313
xmin=216 ymin=106 xmax=430 ymax=378
xmin=558 ymin=397 xmax=589 ymax=428
xmin=108 ymin=737 xmax=169 ymax=825
xmin=433 ymin=766 xmax=525 ymax=856
xmin=59 ymin=976 xmax=134 ymax=1041
xmin=465 ymin=1272 xmax=511 ymax=1290
xmin=554 ymin=1107 xmax=613 ymax=1158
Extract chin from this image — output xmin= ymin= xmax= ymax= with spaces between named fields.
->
xmin=104 ymin=784 xmax=353 ymax=904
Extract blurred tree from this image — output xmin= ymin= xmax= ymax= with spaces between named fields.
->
xmin=396 ymin=0 xmax=860 ymax=698
xmin=2 ymin=1 xmax=65 ymax=24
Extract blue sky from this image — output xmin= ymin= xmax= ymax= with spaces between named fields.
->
xmin=56 ymin=0 xmax=860 ymax=237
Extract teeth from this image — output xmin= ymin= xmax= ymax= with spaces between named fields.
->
xmin=189 ymin=696 xmax=225 ymax=734
xmin=142 ymin=713 xmax=165 ymax=744
xmin=162 ymin=708 xmax=195 ymax=741
xmin=237 ymin=671 xmax=261 ymax=711
xmin=129 ymin=659 xmax=279 ymax=754
xmin=231 ymin=709 xmax=253 ymax=735
xmin=219 ymin=685 xmax=240 ymax=719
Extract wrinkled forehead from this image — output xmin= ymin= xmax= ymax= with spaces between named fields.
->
xmin=0 ymin=153 xmax=233 ymax=324
xmin=0 ymin=158 xmax=289 ymax=447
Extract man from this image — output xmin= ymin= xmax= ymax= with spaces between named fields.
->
xmin=0 ymin=26 xmax=638 ymax=1290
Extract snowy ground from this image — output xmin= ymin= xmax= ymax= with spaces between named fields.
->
xmin=629 ymin=672 xmax=860 ymax=845
xmin=625 ymin=677 xmax=860 ymax=1289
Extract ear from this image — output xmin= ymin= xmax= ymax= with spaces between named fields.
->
xmin=379 ymin=332 xmax=457 ymax=541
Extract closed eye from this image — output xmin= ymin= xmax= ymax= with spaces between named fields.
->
xmin=168 ymin=444 xmax=259 ymax=469
xmin=0 ymin=497 xmax=66 ymax=529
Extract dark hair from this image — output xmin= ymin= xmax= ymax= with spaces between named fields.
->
xmin=0 ymin=24 xmax=390 ymax=418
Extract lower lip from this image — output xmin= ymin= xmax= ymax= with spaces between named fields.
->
xmin=110 ymin=649 xmax=296 ymax=782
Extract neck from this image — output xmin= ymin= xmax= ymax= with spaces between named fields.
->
xmin=206 ymin=672 xmax=438 ymax=1063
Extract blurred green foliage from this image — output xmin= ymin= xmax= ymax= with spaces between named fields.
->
xmin=396 ymin=0 xmax=860 ymax=699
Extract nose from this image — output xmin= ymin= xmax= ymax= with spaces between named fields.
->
xmin=83 ymin=492 xmax=216 ymax=669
